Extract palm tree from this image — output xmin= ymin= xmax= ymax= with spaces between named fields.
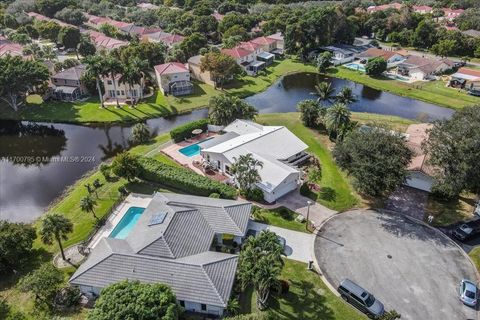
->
xmin=119 ymin=58 xmax=144 ymax=107
xmin=80 ymin=195 xmax=98 ymax=220
xmin=230 ymin=153 xmax=263 ymax=192
xmin=39 ymin=45 xmax=57 ymax=61
xmin=105 ymin=55 xmax=124 ymax=108
xmin=336 ymin=86 xmax=357 ymax=105
xmin=23 ymin=43 xmax=42 ymax=59
xmin=312 ymin=81 xmax=335 ymax=104
xmin=40 ymin=213 xmax=73 ymax=261
xmin=325 ymin=102 xmax=351 ymax=139
xmin=84 ymin=54 xmax=109 ymax=108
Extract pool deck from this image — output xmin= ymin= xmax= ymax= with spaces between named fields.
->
xmin=88 ymin=193 xmax=153 ymax=249
xmin=161 ymin=133 xmax=216 ymax=176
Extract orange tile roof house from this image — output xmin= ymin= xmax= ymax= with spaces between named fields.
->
xmin=87 ymin=31 xmax=128 ymax=51
xmin=367 ymin=3 xmax=402 ymax=13
xmin=413 ymin=5 xmax=433 ymax=14
xmin=250 ymin=36 xmax=277 ymax=52
xmin=404 ymin=123 xmax=435 ymax=192
xmin=154 ymin=62 xmax=193 ymax=96
xmin=0 ymin=37 xmax=25 ymax=58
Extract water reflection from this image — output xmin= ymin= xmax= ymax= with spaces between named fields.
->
xmin=246 ymin=72 xmax=455 ymax=121
xmin=0 ymin=109 xmax=208 ymax=222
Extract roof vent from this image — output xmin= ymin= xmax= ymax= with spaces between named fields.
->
xmin=148 ymin=212 xmax=167 ymax=226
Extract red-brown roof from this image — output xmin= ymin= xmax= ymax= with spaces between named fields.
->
xmin=456 ymin=68 xmax=480 ymax=78
xmin=413 ymin=5 xmax=432 ymax=12
xmin=154 ymin=62 xmax=188 ymax=75
xmin=406 ymin=123 xmax=435 ymax=176
xmin=250 ymin=36 xmax=276 ymax=46
xmin=238 ymin=41 xmax=260 ymax=52
xmin=161 ymin=34 xmax=184 ymax=45
xmin=88 ymin=31 xmax=128 ymax=50
xmin=221 ymin=47 xmax=253 ymax=59
xmin=367 ymin=3 xmax=402 ymax=12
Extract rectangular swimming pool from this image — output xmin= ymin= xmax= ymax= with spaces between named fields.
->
xmin=178 ymin=138 xmax=213 ymax=157
xmin=109 ymin=206 xmax=145 ymax=239
xmin=344 ymin=63 xmax=366 ymax=72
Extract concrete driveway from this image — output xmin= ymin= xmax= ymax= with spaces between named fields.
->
xmin=248 ymin=221 xmax=314 ymax=263
xmin=314 ymin=209 xmax=478 ymax=320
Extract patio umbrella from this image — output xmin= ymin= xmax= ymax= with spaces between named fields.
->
xmin=192 ymin=128 xmax=203 ymax=135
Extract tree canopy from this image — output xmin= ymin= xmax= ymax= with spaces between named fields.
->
xmin=208 ymin=95 xmax=258 ymax=126
xmin=0 ymin=221 xmax=36 ymax=275
xmin=423 ymin=106 xmax=480 ymax=198
xmin=111 ymin=152 xmax=141 ymax=182
xmin=200 ymin=51 xmax=242 ymax=88
xmin=365 ymin=57 xmax=387 ymax=76
xmin=18 ymin=264 xmax=64 ymax=310
xmin=231 ymin=153 xmax=263 ymax=192
xmin=88 ymin=280 xmax=180 ymax=320
xmin=333 ymin=125 xmax=413 ymax=197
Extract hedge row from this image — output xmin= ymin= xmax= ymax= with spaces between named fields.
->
xmin=138 ymin=157 xmax=237 ymax=199
xmin=170 ymin=119 xmax=209 ymax=142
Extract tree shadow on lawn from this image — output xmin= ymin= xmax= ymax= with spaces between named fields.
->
xmin=318 ymin=187 xmax=337 ymax=202
xmin=268 ymin=279 xmax=335 ymax=320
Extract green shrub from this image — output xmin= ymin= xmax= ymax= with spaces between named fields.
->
xmin=209 ymin=193 xmax=220 ymax=198
xmin=299 ymin=182 xmax=310 ymax=196
xmin=138 ymin=157 xmax=236 ymax=199
xmin=169 ymin=119 xmax=209 ymax=142
xmin=246 ymin=188 xmax=264 ymax=202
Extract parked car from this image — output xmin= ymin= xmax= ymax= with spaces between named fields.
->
xmin=459 ymin=279 xmax=477 ymax=307
xmin=338 ymin=279 xmax=385 ymax=318
xmin=452 ymin=219 xmax=480 ymax=241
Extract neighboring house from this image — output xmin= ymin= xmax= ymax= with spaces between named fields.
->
xmin=27 ymin=11 xmax=75 ymax=28
xmin=250 ymin=36 xmax=277 ymax=53
xmin=462 ymin=29 xmax=480 ymax=39
xmin=442 ymin=8 xmax=464 ymax=21
xmin=142 ymin=32 xmax=184 ymax=48
xmin=70 ymin=192 xmax=252 ymax=317
xmin=397 ymin=56 xmax=455 ymax=81
xmin=404 ymin=123 xmax=435 ymax=192
xmin=154 ymin=62 xmax=193 ymax=96
xmin=102 ymin=75 xmax=142 ymax=102
xmin=200 ymin=120 xmax=309 ymax=203
xmin=51 ymin=64 xmax=88 ymax=101
xmin=85 ymin=14 xmax=133 ymax=30
xmin=0 ymin=36 xmax=25 ymax=58
xmin=238 ymin=41 xmax=263 ymax=56
xmin=119 ymin=25 xmax=161 ymax=37
xmin=188 ymin=55 xmax=216 ymax=87
xmin=366 ymin=3 xmax=402 ymax=13
xmin=137 ymin=2 xmax=160 ymax=10
xmin=413 ymin=5 xmax=433 ymax=14
xmin=267 ymin=32 xmax=284 ymax=53
xmin=221 ymin=47 xmax=257 ymax=74
xmin=320 ymin=45 xmax=356 ymax=65
xmin=450 ymin=67 xmax=480 ymax=91
xmin=357 ymin=48 xmax=406 ymax=66
xmin=87 ymin=31 xmax=128 ymax=51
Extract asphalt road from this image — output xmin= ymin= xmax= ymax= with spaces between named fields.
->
xmin=314 ymin=209 xmax=478 ymax=320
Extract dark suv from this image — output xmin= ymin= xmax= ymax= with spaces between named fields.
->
xmin=453 ymin=219 xmax=480 ymax=241
xmin=338 ymin=279 xmax=385 ymax=318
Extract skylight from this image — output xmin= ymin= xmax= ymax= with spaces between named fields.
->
xmin=148 ymin=212 xmax=167 ymax=226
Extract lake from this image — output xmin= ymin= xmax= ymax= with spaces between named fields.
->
xmin=0 ymin=109 xmax=208 ymax=222
xmin=246 ymin=72 xmax=454 ymax=121
xmin=0 ymin=73 xmax=456 ymax=222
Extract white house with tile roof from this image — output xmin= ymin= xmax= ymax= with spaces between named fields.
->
xmin=70 ymin=192 xmax=252 ymax=317
xmin=154 ymin=62 xmax=193 ymax=96
xmin=200 ymin=120 xmax=309 ymax=203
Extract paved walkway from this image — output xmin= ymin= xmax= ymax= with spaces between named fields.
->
xmin=53 ymin=244 xmax=85 ymax=268
xmin=248 ymin=221 xmax=314 ymax=262
xmin=273 ymin=189 xmax=337 ymax=228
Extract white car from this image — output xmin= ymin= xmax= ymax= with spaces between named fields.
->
xmin=459 ymin=279 xmax=477 ymax=307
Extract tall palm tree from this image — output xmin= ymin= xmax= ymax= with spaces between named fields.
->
xmin=40 ymin=45 xmax=57 ymax=61
xmin=230 ymin=153 xmax=263 ymax=192
xmin=40 ymin=213 xmax=73 ymax=261
xmin=336 ymin=86 xmax=357 ymax=105
xmin=105 ymin=55 xmax=124 ymax=108
xmin=325 ymin=102 xmax=351 ymax=139
xmin=312 ymin=81 xmax=335 ymax=104
xmin=80 ymin=195 xmax=98 ymax=220
xmin=119 ymin=59 xmax=144 ymax=107
xmin=23 ymin=42 xmax=42 ymax=59
xmin=84 ymin=54 xmax=109 ymax=108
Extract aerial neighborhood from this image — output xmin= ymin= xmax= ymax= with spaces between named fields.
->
xmin=1 ymin=0 xmax=480 ymax=320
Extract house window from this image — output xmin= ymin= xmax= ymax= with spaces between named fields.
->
xmin=201 ymin=304 xmax=207 ymax=311
xmin=107 ymin=80 xmax=112 ymax=85
xmin=117 ymin=90 xmax=120 ymax=95
xmin=179 ymin=300 xmax=185 ymax=307
xmin=109 ymin=90 xmax=116 ymax=97
xmin=53 ymin=79 xmax=58 ymax=83
xmin=225 ymin=165 xmax=231 ymax=175
xmin=121 ymin=90 xmax=125 ymax=95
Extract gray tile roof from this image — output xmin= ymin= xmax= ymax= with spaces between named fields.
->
xmin=52 ymin=64 xmax=86 ymax=81
xmin=70 ymin=193 xmax=251 ymax=308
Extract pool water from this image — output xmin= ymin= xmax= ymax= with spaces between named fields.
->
xmin=109 ymin=206 xmax=145 ymax=239
xmin=178 ymin=138 xmax=213 ymax=157
xmin=344 ymin=63 xmax=366 ymax=72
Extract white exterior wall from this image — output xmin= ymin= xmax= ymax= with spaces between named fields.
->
xmin=201 ymin=152 xmax=231 ymax=174
xmin=259 ymin=172 xmax=299 ymax=203
xmin=155 ymin=71 xmax=190 ymax=94
xmin=103 ymin=78 xmax=141 ymax=99
xmin=182 ymin=301 xmax=224 ymax=316
xmin=236 ymin=53 xmax=255 ymax=67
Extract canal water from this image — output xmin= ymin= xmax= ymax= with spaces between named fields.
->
xmin=246 ymin=72 xmax=454 ymax=121
xmin=0 ymin=73 xmax=457 ymax=222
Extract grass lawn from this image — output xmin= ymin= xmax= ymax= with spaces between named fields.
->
xmin=326 ymin=67 xmax=480 ymax=110
xmin=350 ymin=112 xmax=416 ymax=132
xmin=1 ymin=132 xmax=182 ymax=319
xmin=257 ymin=113 xmax=359 ymax=211
xmin=0 ymin=81 xmax=220 ymax=124
xmin=425 ymin=193 xmax=476 ymax=227
xmin=225 ymin=58 xmax=316 ymax=98
xmin=469 ymin=247 xmax=480 ymax=273
xmin=252 ymin=207 xmax=308 ymax=234
xmin=239 ymin=259 xmax=366 ymax=319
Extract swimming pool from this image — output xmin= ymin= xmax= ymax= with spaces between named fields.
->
xmin=178 ymin=138 xmax=213 ymax=157
xmin=344 ymin=63 xmax=366 ymax=72
xmin=109 ymin=206 xmax=145 ymax=239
